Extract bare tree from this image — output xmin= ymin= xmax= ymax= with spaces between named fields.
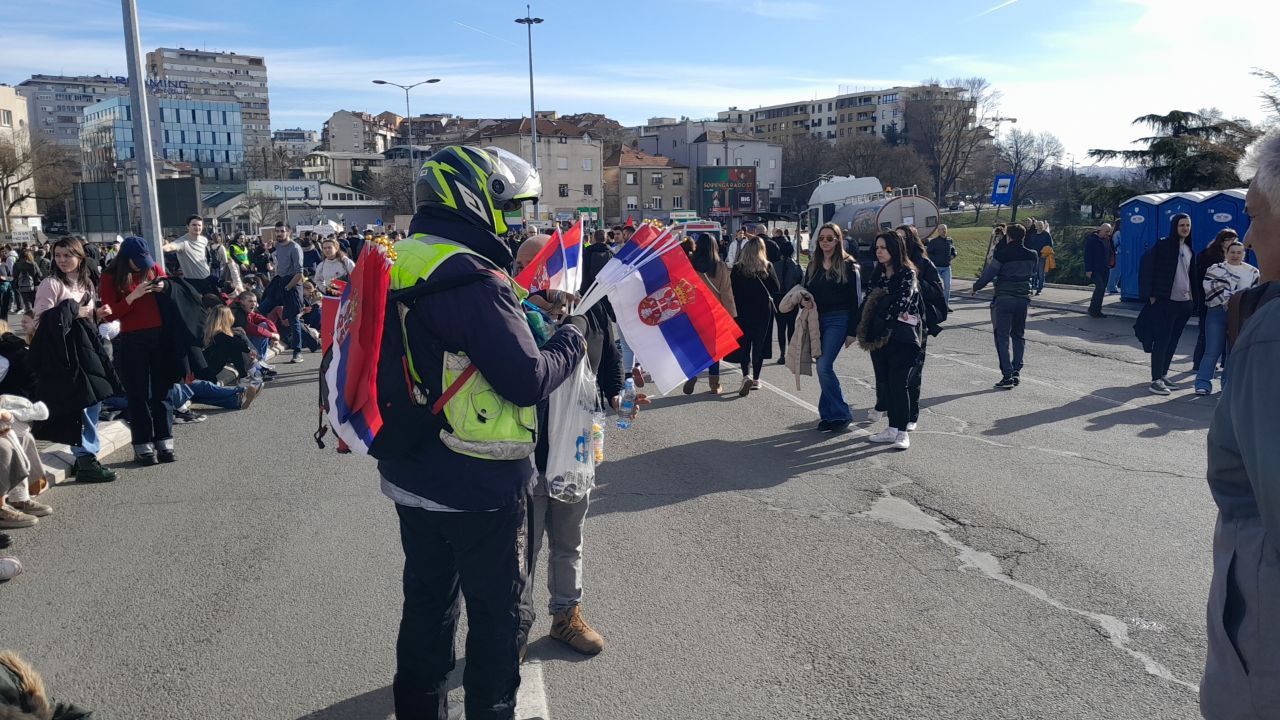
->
xmin=237 ymin=191 xmax=287 ymax=228
xmin=780 ymin=134 xmax=835 ymax=211
xmin=0 ymin=127 xmax=70 ymax=233
xmin=829 ymin=135 xmax=932 ymax=191
xmin=998 ymin=129 xmax=1064 ymax=221
xmin=904 ymin=77 xmax=1000 ymax=205
xmin=360 ymin=165 xmax=415 ymax=217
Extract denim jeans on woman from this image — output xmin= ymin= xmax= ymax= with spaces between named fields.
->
xmin=816 ymin=312 xmax=852 ymax=423
xmin=1195 ymin=306 xmax=1230 ymax=394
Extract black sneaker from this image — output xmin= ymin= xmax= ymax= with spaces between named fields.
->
xmin=1012 ymin=372 xmax=1021 ymax=386
xmin=157 ymin=448 xmax=176 ymax=463
xmin=174 ymin=408 xmax=207 ymax=424
xmin=135 ymin=453 xmax=158 ymax=467
xmin=994 ymin=376 xmax=1017 ymax=390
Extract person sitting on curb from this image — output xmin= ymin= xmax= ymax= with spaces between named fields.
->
xmin=0 ymin=399 xmax=52 ymax=530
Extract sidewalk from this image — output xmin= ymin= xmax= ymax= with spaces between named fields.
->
xmin=951 ymin=278 xmax=1158 ymax=321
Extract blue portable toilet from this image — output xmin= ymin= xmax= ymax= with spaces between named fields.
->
xmin=1118 ymin=193 xmax=1168 ymax=301
xmin=1198 ymin=189 xmax=1256 ymax=263
xmin=1156 ymin=192 xmax=1213 ymax=249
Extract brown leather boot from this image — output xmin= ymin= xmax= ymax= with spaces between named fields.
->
xmin=707 ymin=378 xmax=721 ymax=395
xmin=550 ymin=605 xmax=605 ymax=655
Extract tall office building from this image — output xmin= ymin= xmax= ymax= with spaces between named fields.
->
xmin=81 ymin=96 xmax=245 ymax=188
xmin=146 ymin=48 xmax=270 ymax=150
xmin=15 ymin=74 xmax=130 ymax=147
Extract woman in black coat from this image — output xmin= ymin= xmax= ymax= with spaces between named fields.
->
xmin=858 ymin=231 xmax=923 ymax=450
xmin=726 ymin=236 xmax=779 ymax=397
xmin=899 ymin=225 xmax=946 ymax=431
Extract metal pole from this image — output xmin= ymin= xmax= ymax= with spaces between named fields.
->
xmin=405 ymin=87 xmax=416 ymax=211
xmin=525 ymin=6 xmax=539 ymax=223
xmin=121 ymin=0 xmax=162 ymax=259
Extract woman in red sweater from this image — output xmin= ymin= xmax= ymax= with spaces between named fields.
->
xmin=99 ymin=237 xmax=176 ymax=466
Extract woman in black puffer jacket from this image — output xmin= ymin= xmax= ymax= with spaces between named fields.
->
xmin=857 ymin=231 xmax=924 ymax=450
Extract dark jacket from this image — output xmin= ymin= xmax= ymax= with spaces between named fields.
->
xmin=1139 ymin=236 xmax=1201 ymax=305
xmin=1026 ymin=231 xmax=1054 ymax=254
xmin=197 ymin=330 xmax=253 ymax=382
xmin=13 ymin=259 xmax=41 ymax=291
xmin=156 ymin=276 xmax=209 ymax=385
xmin=377 ymin=210 xmax=587 ymax=511
xmin=858 ymin=266 xmax=923 ymax=350
xmin=534 ymin=303 xmax=621 ymax=474
xmin=926 ymin=235 xmax=956 ymax=268
xmin=0 ymin=332 xmax=38 ymax=399
xmin=1201 ymin=294 xmax=1280 ymax=716
xmin=0 ymin=650 xmax=95 ymax=720
xmin=1083 ymin=232 xmax=1112 ymax=275
xmin=29 ymin=300 xmax=123 ymax=445
xmin=909 ymin=252 xmax=948 ymax=336
xmin=579 ymin=242 xmax=616 ymax=321
xmin=973 ymin=242 xmax=1038 ymax=298
xmin=774 ymin=257 xmax=803 ymax=303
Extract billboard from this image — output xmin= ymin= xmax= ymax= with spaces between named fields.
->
xmin=698 ymin=167 xmax=757 ymax=217
xmin=247 ymin=180 xmax=322 ymax=201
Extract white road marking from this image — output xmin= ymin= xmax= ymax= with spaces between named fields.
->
xmin=517 ymin=660 xmax=550 ymax=719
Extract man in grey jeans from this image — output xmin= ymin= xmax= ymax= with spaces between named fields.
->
xmin=971 ymin=223 xmax=1038 ymax=389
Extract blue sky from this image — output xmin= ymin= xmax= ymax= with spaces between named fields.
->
xmin=3 ymin=0 xmax=1276 ymax=160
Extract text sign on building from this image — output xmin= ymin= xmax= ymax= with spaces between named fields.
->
xmin=698 ymin=167 xmax=757 ymax=216
xmin=990 ymin=174 xmax=1016 ymax=206
xmin=247 ymin=180 xmax=321 ymax=201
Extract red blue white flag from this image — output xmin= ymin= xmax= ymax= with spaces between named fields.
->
xmin=514 ymin=220 xmax=583 ymax=293
xmin=323 ymin=240 xmax=393 ymax=454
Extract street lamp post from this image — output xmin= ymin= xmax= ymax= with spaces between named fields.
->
xmin=516 ymin=6 xmax=543 ymax=224
xmin=120 ymin=0 xmax=162 ymax=259
xmin=372 ymin=78 xmax=441 ymax=212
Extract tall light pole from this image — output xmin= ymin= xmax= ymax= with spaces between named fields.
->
xmin=373 ymin=78 xmax=440 ymax=213
xmin=120 ymin=0 xmax=162 ymax=259
xmin=516 ymin=6 xmax=543 ymax=224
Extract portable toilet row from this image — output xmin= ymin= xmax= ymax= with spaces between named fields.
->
xmin=1115 ymin=189 xmax=1251 ymax=301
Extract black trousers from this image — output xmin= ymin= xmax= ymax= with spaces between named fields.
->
xmin=871 ymin=340 xmax=919 ymax=432
xmin=908 ymin=338 xmax=927 ymax=424
xmin=1089 ymin=268 xmax=1109 ymax=315
xmin=394 ymin=499 xmax=526 ymax=720
xmin=116 ymin=328 xmax=173 ymax=448
xmin=775 ymin=308 xmax=797 ymax=357
xmin=1150 ymin=299 xmax=1193 ymax=381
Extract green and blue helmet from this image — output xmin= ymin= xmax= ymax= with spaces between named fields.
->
xmin=415 ymin=145 xmax=540 ymax=235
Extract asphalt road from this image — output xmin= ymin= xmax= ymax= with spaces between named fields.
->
xmin=2 ymin=297 xmax=1215 ymax=719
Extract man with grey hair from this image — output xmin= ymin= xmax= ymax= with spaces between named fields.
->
xmin=1201 ymin=126 xmax=1280 ymax=720
xmin=1083 ymin=223 xmax=1115 ymax=317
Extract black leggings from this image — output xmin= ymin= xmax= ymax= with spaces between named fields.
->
xmin=116 ymin=328 xmax=174 ymax=448
xmin=871 ymin=340 xmax=919 ymax=432
xmin=740 ymin=356 xmax=765 ymax=381
xmin=776 ymin=308 xmax=797 ymax=357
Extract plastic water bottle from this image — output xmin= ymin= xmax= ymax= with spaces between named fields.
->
xmin=616 ymin=379 xmax=637 ymax=430
xmin=591 ymin=415 xmax=605 ymax=463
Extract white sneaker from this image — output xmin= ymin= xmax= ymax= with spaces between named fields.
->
xmin=0 ymin=556 xmax=22 ymax=581
xmin=893 ymin=431 xmax=911 ymax=450
xmin=867 ymin=409 xmax=884 ymax=423
xmin=869 ymin=428 xmax=898 ymax=443
xmin=906 ymin=422 xmax=918 ymax=431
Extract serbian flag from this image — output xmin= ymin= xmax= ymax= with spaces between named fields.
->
xmin=609 ymin=229 xmax=742 ymax=394
xmin=323 ymin=241 xmax=393 ymax=454
xmin=514 ymin=220 xmax=583 ymax=293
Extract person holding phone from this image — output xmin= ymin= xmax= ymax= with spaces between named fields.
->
xmin=99 ymin=237 xmax=178 ymax=466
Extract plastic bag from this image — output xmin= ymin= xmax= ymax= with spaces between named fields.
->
xmin=545 ymin=358 xmax=601 ymax=503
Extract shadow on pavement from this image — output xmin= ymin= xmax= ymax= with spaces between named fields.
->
xmin=294 ymin=685 xmax=393 ymax=720
xmin=982 ymin=384 xmax=1213 ymax=437
xmin=591 ymin=426 xmax=897 ymax=517
xmin=524 ymin=635 xmax=594 ymax=664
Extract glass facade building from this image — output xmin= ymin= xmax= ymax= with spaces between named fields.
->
xmin=81 ymin=96 xmax=245 ymax=188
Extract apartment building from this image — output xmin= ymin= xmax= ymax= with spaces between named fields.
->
xmin=603 ymin=146 xmax=690 ymax=225
xmin=146 ymin=48 xmax=271 ymax=150
xmin=750 ymin=84 xmax=967 ymax=144
xmin=320 ymin=110 xmax=398 ymax=153
xmin=15 ymin=75 xmax=129 ymax=148
xmin=272 ymin=127 xmax=320 ymax=155
xmin=635 ymin=120 xmax=782 ymax=205
xmin=0 ymin=85 xmax=41 ymax=233
xmin=465 ymin=117 xmax=603 ymax=223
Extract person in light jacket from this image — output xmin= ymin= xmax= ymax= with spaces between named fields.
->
xmin=1200 ymin=126 xmax=1280 ymax=720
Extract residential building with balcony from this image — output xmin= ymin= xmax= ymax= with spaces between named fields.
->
xmin=635 ymin=122 xmax=782 ymax=207
xmin=15 ymin=74 xmax=129 ymax=148
xmin=272 ymin=127 xmax=320 ymax=155
xmin=300 ymin=150 xmax=385 ymax=187
xmin=0 ymin=85 xmax=41 ymax=234
xmin=320 ymin=110 xmax=398 ymax=154
xmin=603 ymin=146 xmax=689 ymax=225
xmin=750 ymin=84 xmax=967 ymax=144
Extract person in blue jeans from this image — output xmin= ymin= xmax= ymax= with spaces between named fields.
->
xmin=1195 ymin=241 xmax=1260 ymax=395
xmin=802 ymin=223 xmax=861 ymax=432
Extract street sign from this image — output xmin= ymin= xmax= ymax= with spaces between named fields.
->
xmin=669 ymin=211 xmax=698 ymax=221
xmin=990 ymin=174 xmax=1016 ymax=206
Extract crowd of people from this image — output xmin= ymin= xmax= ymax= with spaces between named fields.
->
xmin=0 ymin=218 xmax=386 ymax=582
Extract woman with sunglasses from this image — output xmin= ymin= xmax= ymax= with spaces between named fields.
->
xmin=802 ymin=223 xmax=861 ymax=432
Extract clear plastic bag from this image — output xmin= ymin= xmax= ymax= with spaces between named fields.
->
xmin=545 ymin=358 xmax=601 ymax=503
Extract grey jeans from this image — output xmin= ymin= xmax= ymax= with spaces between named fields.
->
xmin=524 ymin=489 xmax=590 ymax=615
xmin=991 ymin=296 xmax=1030 ymax=377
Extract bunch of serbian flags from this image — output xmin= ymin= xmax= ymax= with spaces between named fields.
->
xmin=518 ymin=221 xmax=741 ymax=395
